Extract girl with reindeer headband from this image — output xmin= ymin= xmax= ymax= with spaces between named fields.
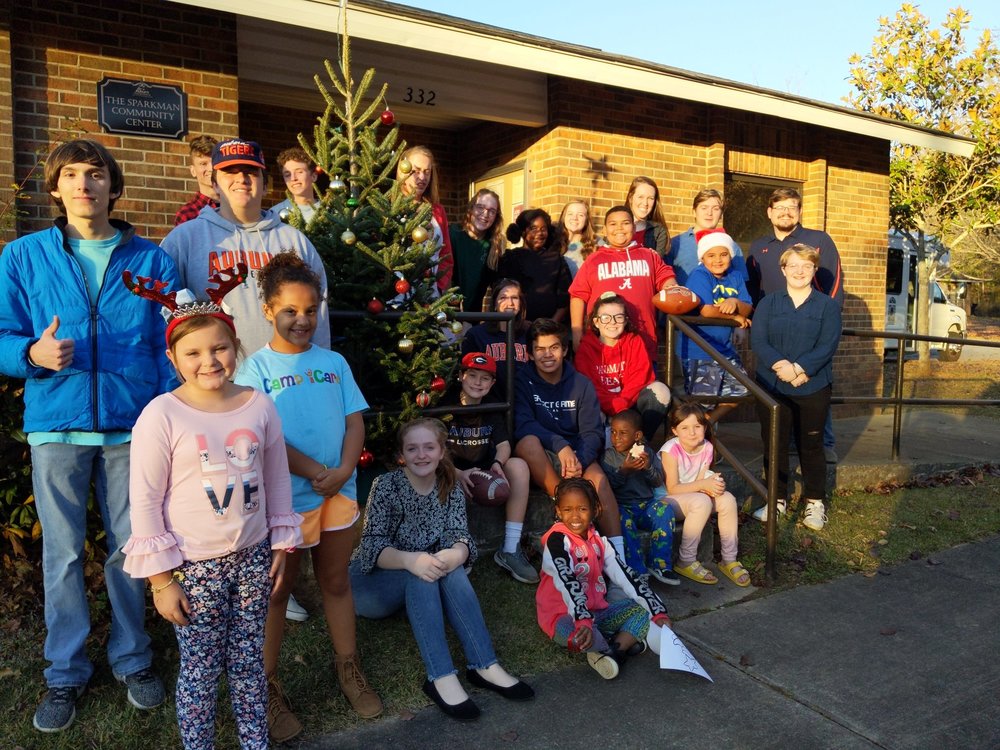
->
xmin=122 ymin=264 xmax=301 ymax=749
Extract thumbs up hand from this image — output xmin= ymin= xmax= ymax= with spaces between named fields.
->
xmin=28 ymin=315 xmax=75 ymax=371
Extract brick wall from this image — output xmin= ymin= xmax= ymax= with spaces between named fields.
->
xmin=456 ymin=78 xmax=888 ymax=406
xmin=0 ymin=6 xmax=14 ymax=247
xmin=8 ymin=0 xmax=238 ymax=242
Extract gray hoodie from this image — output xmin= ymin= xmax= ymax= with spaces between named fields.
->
xmin=160 ymin=206 xmax=330 ymax=356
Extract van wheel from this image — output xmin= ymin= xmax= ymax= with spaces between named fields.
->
xmin=939 ymin=326 xmax=964 ymax=362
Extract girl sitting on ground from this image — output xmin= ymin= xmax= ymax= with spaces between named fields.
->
xmin=349 ymin=418 xmax=533 ymax=722
xmin=537 ymin=478 xmax=672 ymax=681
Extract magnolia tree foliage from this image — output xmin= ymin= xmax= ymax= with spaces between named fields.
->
xmin=846 ymin=4 xmax=1000 ymax=360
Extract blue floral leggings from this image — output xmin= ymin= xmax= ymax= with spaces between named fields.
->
xmin=173 ymin=538 xmax=271 ymax=750
xmin=620 ymin=498 xmax=676 ymax=575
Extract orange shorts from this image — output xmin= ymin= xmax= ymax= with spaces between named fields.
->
xmin=297 ymin=494 xmax=360 ymax=549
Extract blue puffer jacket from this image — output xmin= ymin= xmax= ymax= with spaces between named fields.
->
xmin=0 ymin=218 xmax=179 ymax=433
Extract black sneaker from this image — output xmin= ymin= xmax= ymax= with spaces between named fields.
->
xmin=33 ymin=685 xmax=85 ymax=733
xmin=649 ymin=568 xmax=681 ymax=586
xmin=117 ymin=667 xmax=165 ymax=710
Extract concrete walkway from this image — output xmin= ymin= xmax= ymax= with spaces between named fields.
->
xmin=306 ymin=535 xmax=1000 ymax=750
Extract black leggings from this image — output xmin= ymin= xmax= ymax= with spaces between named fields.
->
xmin=756 ymin=385 xmax=831 ymax=499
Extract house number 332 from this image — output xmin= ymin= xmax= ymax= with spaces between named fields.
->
xmin=403 ymin=87 xmax=436 ymax=106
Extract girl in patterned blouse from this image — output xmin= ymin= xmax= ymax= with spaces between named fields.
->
xmin=349 ymin=418 xmax=533 ymax=721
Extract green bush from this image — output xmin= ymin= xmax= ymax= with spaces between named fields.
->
xmin=0 ymin=376 xmax=35 ymax=558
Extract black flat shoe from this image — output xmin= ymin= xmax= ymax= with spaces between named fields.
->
xmin=465 ymin=669 xmax=535 ymax=701
xmin=422 ymin=679 xmax=480 ymax=722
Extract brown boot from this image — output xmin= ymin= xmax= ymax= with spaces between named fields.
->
xmin=334 ymin=652 xmax=383 ymax=719
xmin=266 ymin=673 xmax=303 ymax=743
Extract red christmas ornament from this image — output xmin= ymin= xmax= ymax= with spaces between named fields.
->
xmin=416 ymin=391 xmax=431 ymax=408
xmin=430 ymin=376 xmax=446 ymax=393
xmin=380 ymin=108 xmax=395 ymax=126
xmin=358 ymin=449 xmax=375 ymax=469
xmin=315 ymin=166 xmax=324 ymax=175
xmin=366 ymin=298 xmax=385 ymax=315
xmin=395 ymin=278 xmax=411 ymax=295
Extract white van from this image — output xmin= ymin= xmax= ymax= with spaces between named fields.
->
xmin=884 ymin=241 xmax=966 ymax=361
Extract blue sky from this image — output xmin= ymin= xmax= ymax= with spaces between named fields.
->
xmin=397 ymin=1 xmax=1000 ymax=106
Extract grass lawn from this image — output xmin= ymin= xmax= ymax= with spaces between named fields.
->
xmin=1 ymin=467 xmax=998 ymax=749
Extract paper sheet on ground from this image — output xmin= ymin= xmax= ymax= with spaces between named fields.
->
xmin=647 ymin=622 xmax=713 ymax=681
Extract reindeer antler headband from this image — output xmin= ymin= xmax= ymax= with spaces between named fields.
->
xmin=123 ymin=263 xmax=248 ymax=345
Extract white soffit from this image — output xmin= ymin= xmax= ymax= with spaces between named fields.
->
xmin=168 ymin=0 xmax=975 ymax=156
xmin=238 ymin=17 xmax=548 ymax=129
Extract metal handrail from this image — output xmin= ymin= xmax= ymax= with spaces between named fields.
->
xmin=328 ymin=309 xmax=517 ymax=437
xmin=664 ymin=314 xmax=783 ymax=580
xmin=664 ymin=316 xmax=1000 ymax=580
xmin=841 ymin=327 xmax=1000 ymax=459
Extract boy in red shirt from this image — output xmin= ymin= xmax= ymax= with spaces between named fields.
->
xmin=569 ymin=205 xmax=676 ymax=363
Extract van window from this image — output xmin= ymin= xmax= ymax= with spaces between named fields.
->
xmin=932 ymin=284 xmax=947 ymax=304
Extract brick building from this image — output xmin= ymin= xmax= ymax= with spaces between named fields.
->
xmin=0 ymin=0 xmax=973 ymax=406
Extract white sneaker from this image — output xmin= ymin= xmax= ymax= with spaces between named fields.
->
xmin=752 ymin=499 xmax=786 ymax=522
xmin=586 ymin=652 xmax=619 ymax=680
xmin=285 ymin=594 xmax=309 ymax=622
xmin=802 ymin=500 xmax=827 ymax=530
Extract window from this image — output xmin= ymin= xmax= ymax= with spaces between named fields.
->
xmin=723 ymin=176 xmax=802 ymax=249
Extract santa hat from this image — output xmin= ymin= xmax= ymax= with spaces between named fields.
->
xmin=696 ymin=228 xmax=736 ymax=262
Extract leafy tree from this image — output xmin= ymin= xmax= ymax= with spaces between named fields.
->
xmin=846 ymin=4 xmax=1000 ymax=365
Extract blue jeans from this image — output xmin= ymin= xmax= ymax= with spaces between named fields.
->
xmin=349 ymin=560 xmax=498 ymax=681
xmin=31 ymin=443 xmax=152 ymax=687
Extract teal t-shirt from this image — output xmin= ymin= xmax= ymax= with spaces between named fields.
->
xmin=235 ymin=344 xmax=369 ymax=512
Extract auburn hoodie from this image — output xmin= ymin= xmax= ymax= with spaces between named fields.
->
xmin=513 ymin=360 xmax=603 ymax=468
xmin=160 ymin=206 xmax=330 ymax=356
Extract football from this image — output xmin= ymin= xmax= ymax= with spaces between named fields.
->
xmin=652 ymin=286 xmax=700 ymax=315
xmin=467 ymin=468 xmax=510 ymax=507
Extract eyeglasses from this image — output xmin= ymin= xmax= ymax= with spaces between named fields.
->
xmin=783 ymin=263 xmax=815 ymax=272
xmin=596 ymin=314 xmax=627 ymax=324
xmin=473 ymin=204 xmax=498 ymax=217
xmin=771 ymin=204 xmax=800 ymax=216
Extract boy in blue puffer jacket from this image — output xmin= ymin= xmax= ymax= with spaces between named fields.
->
xmin=0 ymin=140 xmax=178 ymax=734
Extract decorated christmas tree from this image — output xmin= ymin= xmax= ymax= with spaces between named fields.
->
xmin=294 ymin=13 xmax=462 ymax=464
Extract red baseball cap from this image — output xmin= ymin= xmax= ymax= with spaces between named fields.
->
xmin=461 ymin=352 xmax=497 ymax=375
